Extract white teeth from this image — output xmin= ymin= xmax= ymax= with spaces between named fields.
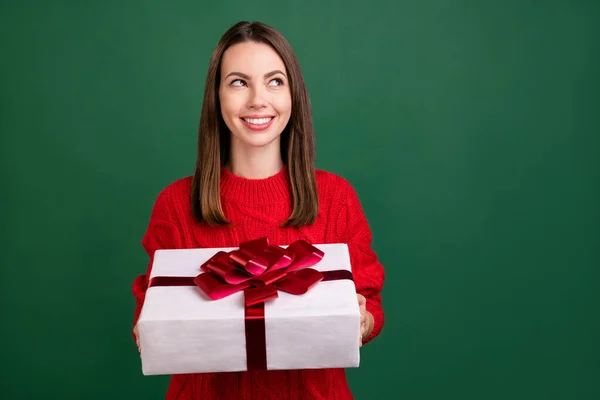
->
xmin=244 ymin=117 xmax=272 ymax=125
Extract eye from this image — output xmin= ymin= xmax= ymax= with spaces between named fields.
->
xmin=268 ymin=78 xmax=284 ymax=87
xmin=230 ymin=79 xmax=246 ymax=87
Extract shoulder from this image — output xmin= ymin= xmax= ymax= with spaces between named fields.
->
xmin=315 ymin=168 xmax=370 ymax=214
xmin=150 ymin=176 xmax=193 ymax=214
xmin=156 ymin=175 xmax=193 ymax=200
xmin=315 ymin=169 xmax=358 ymax=200
xmin=315 ymin=169 xmax=369 ymax=240
xmin=315 ymin=169 xmax=364 ymax=220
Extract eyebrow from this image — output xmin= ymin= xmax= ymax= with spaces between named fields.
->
xmin=224 ymin=70 xmax=287 ymax=80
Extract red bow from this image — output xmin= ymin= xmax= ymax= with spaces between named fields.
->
xmin=193 ymin=238 xmax=325 ymax=306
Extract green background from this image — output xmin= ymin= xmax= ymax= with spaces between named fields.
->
xmin=1 ymin=0 xmax=598 ymax=399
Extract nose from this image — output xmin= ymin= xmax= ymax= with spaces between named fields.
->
xmin=247 ymin=85 xmax=267 ymax=109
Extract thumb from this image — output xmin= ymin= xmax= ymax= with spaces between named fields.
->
xmin=357 ymin=294 xmax=366 ymax=307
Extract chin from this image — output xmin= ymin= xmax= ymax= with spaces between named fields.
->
xmin=234 ymin=132 xmax=281 ymax=149
xmin=231 ymin=122 xmax=286 ymax=149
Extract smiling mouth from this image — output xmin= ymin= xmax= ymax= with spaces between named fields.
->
xmin=242 ymin=117 xmax=274 ymax=125
xmin=240 ymin=116 xmax=275 ymax=131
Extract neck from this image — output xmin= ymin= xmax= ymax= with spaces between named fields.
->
xmin=227 ymin=138 xmax=284 ymax=179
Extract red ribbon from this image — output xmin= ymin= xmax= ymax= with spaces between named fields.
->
xmin=193 ymin=237 xmax=330 ymax=307
xmin=148 ymin=238 xmax=353 ymax=371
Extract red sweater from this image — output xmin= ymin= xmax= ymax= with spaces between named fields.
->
xmin=132 ymin=166 xmax=385 ymax=400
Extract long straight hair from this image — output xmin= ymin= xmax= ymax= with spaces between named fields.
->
xmin=191 ymin=21 xmax=318 ymax=227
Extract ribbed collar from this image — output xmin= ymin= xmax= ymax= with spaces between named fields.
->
xmin=220 ymin=165 xmax=291 ymax=205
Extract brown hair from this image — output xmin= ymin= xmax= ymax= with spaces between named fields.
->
xmin=191 ymin=21 xmax=318 ymax=227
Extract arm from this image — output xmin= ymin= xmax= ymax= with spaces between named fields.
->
xmin=132 ymin=190 xmax=181 ymax=342
xmin=337 ymin=180 xmax=385 ymax=345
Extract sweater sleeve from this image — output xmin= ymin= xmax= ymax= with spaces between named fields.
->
xmin=132 ymin=189 xmax=181 ymax=339
xmin=336 ymin=180 xmax=385 ymax=345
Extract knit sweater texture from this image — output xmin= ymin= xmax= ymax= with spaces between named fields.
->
xmin=132 ymin=166 xmax=385 ymax=399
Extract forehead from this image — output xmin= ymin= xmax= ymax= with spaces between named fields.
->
xmin=221 ymin=41 xmax=286 ymax=74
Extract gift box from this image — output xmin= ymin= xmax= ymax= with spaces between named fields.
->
xmin=137 ymin=238 xmax=361 ymax=375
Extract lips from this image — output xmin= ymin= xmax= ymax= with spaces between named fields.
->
xmin=240 ymin=116 xmax=275 ymax=132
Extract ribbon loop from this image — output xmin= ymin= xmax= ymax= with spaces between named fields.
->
xmin=244 ymin=286 xmax=279 ymax=307
xmin=201 ymin=251 xmax=253 ymax=285
xmin=285 ymin=240 xmax=325 ymax=272
xmin=240 ymin=238 xmax=295 ymax=271
xmin=229 ymin=248 xmax=269 ymax=276
xmin=194 ymin=238 xmax=326 ymax=306
xmin=276 ymin=268 xmax=324 ymax=295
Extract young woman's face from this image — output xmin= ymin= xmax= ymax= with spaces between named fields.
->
xmin=218 ymin=41 xmax=292 ymax=152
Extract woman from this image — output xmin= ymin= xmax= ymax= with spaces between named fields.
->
xmin=132 ymin=20 xmax=385 ymax=399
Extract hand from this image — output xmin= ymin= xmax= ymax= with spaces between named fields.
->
xmin=357 ymin=294 xmax=374 ymax=347
xmin=134 ymin=324 xmax=140 ymax=353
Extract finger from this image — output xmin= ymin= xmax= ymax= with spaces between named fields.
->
xmin=357 ymin=294 xmax=366 ymax=305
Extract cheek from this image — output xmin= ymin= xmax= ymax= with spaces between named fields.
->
xmin=220 ymin=93 xmax=245 ymax=121
xmin=273 ymin=94 xmax=292 ymax=117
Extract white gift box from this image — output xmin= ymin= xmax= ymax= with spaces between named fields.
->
xmin=137 ymin=243 xmax=361 ymax=375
